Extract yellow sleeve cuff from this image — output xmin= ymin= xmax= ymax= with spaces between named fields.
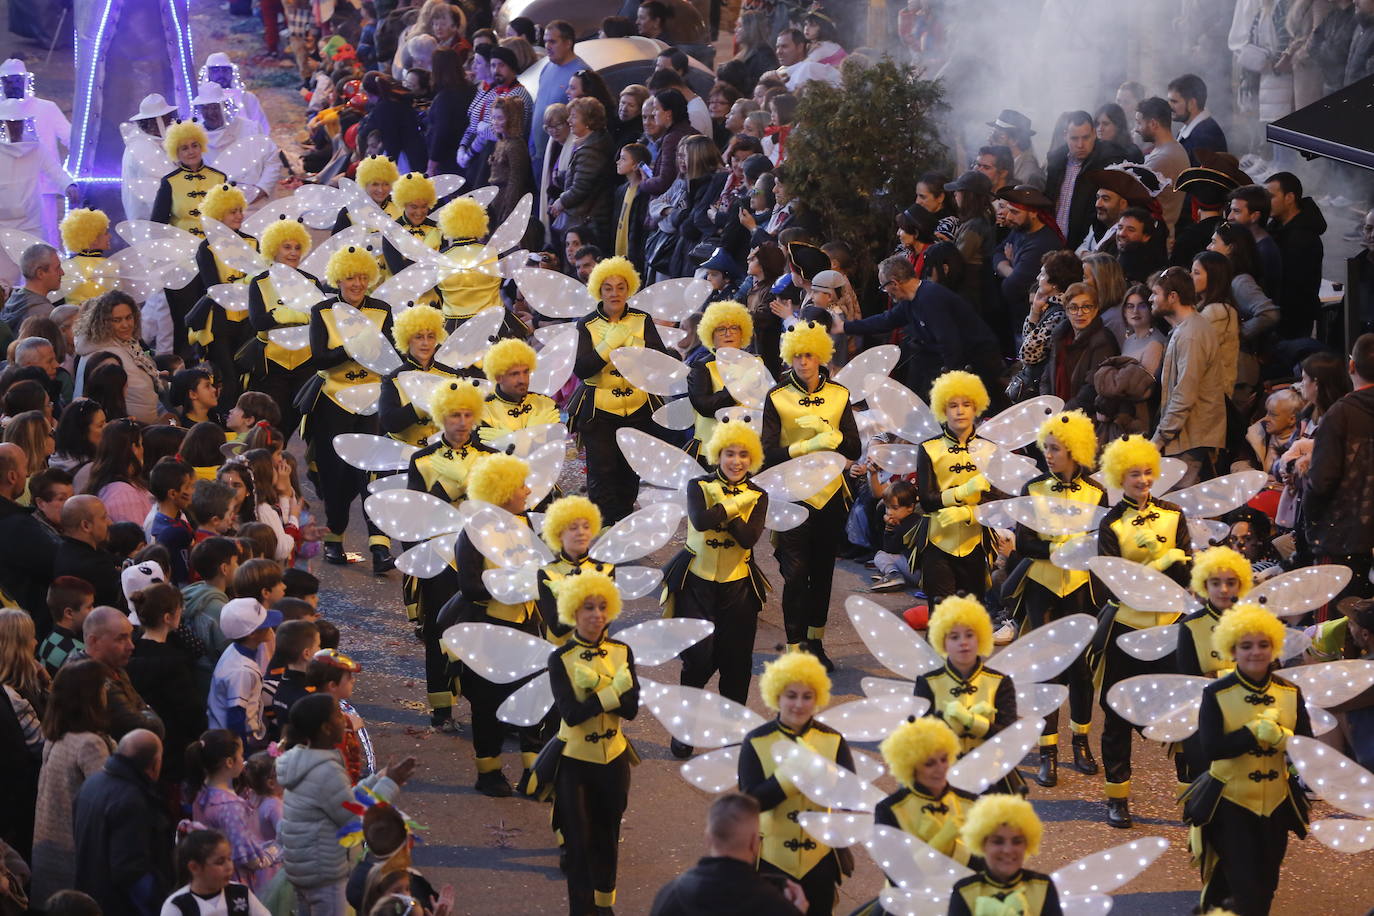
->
xmin=941 ymin=488 xmax=960 ymax=507
xmin=597 ymin=686 xmax=622 ymax=711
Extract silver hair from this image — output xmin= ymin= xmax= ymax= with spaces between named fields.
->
xmin=14 ymin=336 xmax=52 ymax=365
xmin=19 ymin=243 xmax=57 ymax=279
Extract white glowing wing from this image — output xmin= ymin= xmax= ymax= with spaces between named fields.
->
xmin=1016 ymin=683 xmax=1069 ymax=719
xmin=267 ymin=325 xmax=312 ymax=351
xmin=244 ymin=184 xmax=346 ymax=236
xmin=639 ymin=679 xmax=765 ymax=749
xmin=433 ymin=306 xmax=504 ymax=367
xmin=862 ymin=676 xmax=915 ymax=697
xmin=618 ymin=618 xmax=714 ymax=666
xmin=496 ymin=671 xmax=553 ymax=726
xmin=530 ymin=326 xmax=578 ymax=397
xmin=1140 ymin=699 xmax=1201 ymax=742
xmin=441 ymin=622 xmax=550 ymax=683
xmin=852 ymin=749 xmax=886 ymax=783
xmin=1308 ymin=703 xmax=1338 ymax=736
xmin=771 ymin=741 xmax=884 ymax=812
xmin=972 ymin=499 xmax=1016 ymax=531
xmin=431 ymin=174 xmax=464 ymax=199
xmin=763 ymin=499 xmax=806 ymax=532
xmin=992 ymin=613 xmax=1097 ymax=684
xmin=481 ymin=566 xmax=539 ymax=604
xmin=1284 ymin=736 xmax=1374 ymax=818
xmin=1117 ymin=624 xmax=1180 ymax=662
xmin=863 ymin=374 xmax=940 ymax=443
xmin=869 ymin=443 xmax=921 ymax=475
xmin=363 ymin=489 xmax=473 ymax=542
xmin=846 ymin=595 xmax=943 ymax=681
xmin=103 ymin=250 xmax=166 ymax=299
xmin=216 ymin=135 xmax=279 ymax=186
xmin=1312 ymin=818 xmax=1374 ymax=853
xmin=615 ymin=565 xmax=662 ymax=599
xmin=0 ymin=229 xmax=47 ymax=277
xmin=987 ymin=495 xmax=1108 ymax=538
xmin=610 ymin=347 xmax=689 ymax=396
xmin=380 ymin=220 xmax=445 ymax=267
xmin=1284 ymin=627 xmax=1313 ymax=661
xmin=867 ymin=824 xmax=972 ymax=894
xmin=336 ymin=177 xmax=397 ymax=233
xmin=979 ymin=448 xmax=1042 ymax=495
xmin=714 ymin=347 xmax=775 ymax=410
xmin=115 ymin=219 xmax=198 ymax=251
xmin=1187 ymin=516 xmax=1232 ymax=547
xmin=1106 ymin=674 xmax=1208 ymax=728
xmin=616 ymin=427 xmax=699 ymax=492
xmin=877 ymin=886 xmax=959 ymax=916
xmin=512 ymin=266 xmax=596 ymax=319
xmin=1281 ymin=659 xmax=1374 ymax=708
xmin=1052 ymin=836 xmax=1170 ymax=896
xmin=1051 ymin=534 xmax=1098 ymax=571
xmin=1166 ymin=470 xmax=1269 ymax=518
xmin=464 ymin=185 xmax=500 ymax=209
xmin=334 ymin=433 xmax=416 ymax=472
xmin=591 ymin=502 xmax=685 ymax=564
xmin=373 ymin=261 xmax=444 ymax=307
xmin=484 ymin=194 xmax=533 ymax=261
xmin=1252 ymin=565 xmax=1354 ymax=619
xmin=680 ymin=745 xmax=740 ymax=793
xmin=524 ymin=440 xmax=566 ymax=508
xmin=948 ymin=717 xmax=1043 ymax=795
xmin=657 ymin=325 xmax=686 ymax=348
xmin=798 ymin=811 xmax=875 ymax=849
xmin=301 ymin=224 xmax=376 ymax=279
xmin=833 ymin=345 xmax=900 ymax=400
xmin=463 ymin=503 xmax=554 ymax=568
xmin=485 ymin=423 xmax=567 ymax=459
xmin=815 ymin=695 xmax=930 ymax=741
xmin=333 ymin=383 xmax=379 ymax=416
xmin=331 ymin=302 xmax=403 ymax=376
xmin=198 ymin=216 xmax=266 ymax=276
xmin=395 ymin=531 xmax=461 ymax=579
xmin=629 ymin=276 xmax=711 ymax=323
xmin=398 ymin=371 xmax=469 ymax=415
xmin=977 ymin=396 xmax=1063 ymax=449
xmin=1087 ymin=556 xmax=1199 ymax=616
xmin=753 ymin=452 xmax=847 ymax=503
xmin=268 ymin=264 xmax=323 ymax=311
xmin=368 ymin=474 xmax=410 ymax=495
xmin=203 ymin=281 xmax=250 ymax=314
xmin=653 ymin=397 xmax=696 ymax=430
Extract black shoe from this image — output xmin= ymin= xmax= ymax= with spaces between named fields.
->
xmin=669 ymin=737 xmax=694 ymax=759
xmin=1105 ymin=797 xmax=1132 ymax=829
xmin=413 ymin=623 xmax=425 ymax=641
xmin=371 ymin=545 xmax=395 ymax=575
xmin=808 ymin=641 xmax=835 ymax=673
xmin=558 ymin=848 xmax=568 ymax=873
xmin=475 ymin=769 xmax=513 ymax=797
xmin=323 ymin=542 xmax=347 ymax=565
xmin=1032 ymin=747 xmax=1058 ymax=788
xmin=1072 ymin=734 xmax=1099 ymax=775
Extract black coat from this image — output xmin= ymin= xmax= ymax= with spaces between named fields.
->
xmin=1306 ymin=385 xmax=1374 ymax=555
xmin=612 ymin=179 xmax=650 ymax=276
xmin=426 ymin=84 xmax=475 ymax=176
xmin=1179 ymin=117 xmax=1229 ymax=166
xmin=0 ymin=494 xmax=56 ymax=628
xmin=73 ymin=754 xmax=174 ymax=916
xmin=648 ymin=856 xmax=802 ymax=916
xmin=54 ymin=536 xmax=125 ymax=612
xmin=126 ymin=638 xmax=206 ymax=784
xmin=1045 ymin=139 xmax=1128 ymax=248
xmin=558 ymin=129 xmax=616 ymax=246
xmin=1039 ymin=316 xmax=1119 ymax=411
xmin=1269 ymin=198 xmax=1328 ymax=338
xmin=360 ymin=96 xmax=427 ymax=172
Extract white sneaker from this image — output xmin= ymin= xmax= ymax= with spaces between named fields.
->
xmin=993 ymin=621 xmax=1017 ymax=645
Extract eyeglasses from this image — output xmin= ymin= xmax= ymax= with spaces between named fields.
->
xmin=1065 ymin=303 xmax=1097 ymax=315
xmin=879 ymin=278 xmax=898 ymax=290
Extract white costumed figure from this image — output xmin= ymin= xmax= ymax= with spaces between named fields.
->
xmin=200 ymin=52 xmax=272 ymax=137
xmin=194 ymin=81 xmax=283 ymax=203
xmin=120 ymin=94 xmax=179 ymax=224
xmin=1 ymin=58 xmax=72 ymax=245
xmin=0 ymin=100 xmax=74 ymax=239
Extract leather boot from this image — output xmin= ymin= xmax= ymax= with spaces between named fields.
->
xmin=808 ymin=640 xmax=836 ymax=673
xmin=669 ymin=738 xmax=694 ymax=759
xmin=371 ymin=545 xmax=395 ymax=575
xmin=1105 ymin=797 xmax=1132 ymax=828
xmin=1072 ymin=734 xmax=1099 ymax=774
xmin=323 ymin=541 xmax=347 ymax=565
xmin=1032 ymin=747 xmax=1058 ymax=787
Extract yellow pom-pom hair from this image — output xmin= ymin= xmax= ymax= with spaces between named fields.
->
xmin=703 ymin=418 xmax=763 ymax=473
xmin=961 ymin=794 xmax=1043 ymax=857
xmin=555 ymin=570 xmax=622 ymax=627
xmin=1213 ymin=602 xmax=1287 ymax=660
xmin=1190 ymin=546 xmax=1254 ymax=600
xmin=1037 ymin=409 xmax=1098 ymax=469
xmin=428 ymin=377 xmax=485 ymax=421
xmin=259 ymin=219 xmax=312 ymax=260
xmin=325 ymin=245 xmax=380 ymax=287
xmin=391 ymin=304 xmax=447 ymax=350
xmin=779 ymin=320 xmax=835 ymax=365
xmin=927 ymin=595 xmax=994 ymax=658
xmin=697 ymin=300 xmax=753 ymax=352
xmin=929 ymin=370 xmax=990 ymax=422
xmin=202 ymin=183 xmax=248 ymax=223
xmin=759 ymin=651 xmax=831 ymax=712
xmin=59 ymin=208 xmax=109 ymax=254
xmin=355 ymin=154 xmax=400 ymax=188
xmin=483 ymin=338 xmax=538 ymax=380
xmin=1099 ymin=434 xmax=1161 ymax=490
xmin=392 ymin=172 xmax=436 ymax=209
xmin=466 ymin=453 xmax=529 ymax=507
xmin=540 ymin=495 xmax=603 ymax=551
xmin=163 ymin=119 xmax=208 ymax=161
xmin=586 ymin=255 xmax=642 ymax=300
xmin=438 ymin=197 xmax=489 ymax=241
xmin=880 ymin=717 xmax=961 ymax=790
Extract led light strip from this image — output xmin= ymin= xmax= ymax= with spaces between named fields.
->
xmin=165 ymin=0 xmax=196 ymax=107
xmin=67 ymin=0 xmax=117 ymax=175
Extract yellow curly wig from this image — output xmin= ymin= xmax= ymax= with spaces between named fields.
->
xmin=356 ymin=154 xmax=400 ymax=188
xmin=1213 ymin=602 xmax=1287 ymax=659
xmin=927 ymin=595 xmax=994 ymax=658
xmin=438 ymin=197 xmax=489 ymax=241
xmin=428 ymin=377 xmax=485 ymax=420
xmin=1190 ymin=546 xmax=1254 ymax=600
xmin=961 ymin=794 xmax=1043 ymax=857
xmin=929 ymin=370 xmax=990 ymax=422
xmin=880 ymin=717 xmax=961 ymax=789
xmin=163 ymin=119 xmax=208 ymax=161
xmin=1099 ymin=434 xmax=1161 ymax=490
xmin=586 ymin=256 xmax=642 ymax=300
xmin=1037 ymin=410 xmax=1098 ymax=469
xmin=59 ymin=208 xmax=109 ymax=254
xmin=759 ymin=651 xmax=831 ymax=711
xmin=325 ymin=244 xmax=380 ymax=286
xmin=779 ymin=320 xmax=835 ymax=365
xmin=698 ymin=301 xmax=753 ymax=352
xmin=703 ymin=419 xmax=763 ymax=473
xmin=392 ymin=172 xmax=436 ymax=208
xmin=391 ymin=304 xmax=447 ymax=350
xmin=260 ymin=219 xmax=312 ymax=260
xmin=202 ymin=183 xmax=248 ymax=223
xmin=540 ymin=495 xmax=603 ymax=551
xmin=484 ymin=338 xmax=538 ymax=380
xmin=466 ymin=453 xmax=528 ymax=507
xmin=555 ymin=570 xmax=623 ymax=627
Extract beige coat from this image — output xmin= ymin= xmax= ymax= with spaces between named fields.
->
xmin=1155 ymin=311 xmax=1228 ymax=454
xmin=30 ymin=731 xmax=113 ymax=904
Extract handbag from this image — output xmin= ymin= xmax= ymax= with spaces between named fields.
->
xmin=1238 ymin=42 xmax=1270 ymax=73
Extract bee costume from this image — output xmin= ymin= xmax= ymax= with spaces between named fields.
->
xmin=186 ymin=183 xmax=257 ymax=405
xmin=477 ymin=338 xmax=562 ymax=437
xmin=949 ymin=795 xmax=1063 ymax=916
xmin=686 ymin=300 xmax=753 ymax=461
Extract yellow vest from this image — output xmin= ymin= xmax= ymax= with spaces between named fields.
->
xmin=692 ymin=359 xmax=725 ymax=446
xmin=921 ymin=432 xmax=987 ymax=556
xmin=747 ymin=721 xmax=844 ymax=879
xmin=766 ymin=373 xmax=851 ymax=508
xmin=473 ymin=514 xmax=538 ymax=624
xmin=685 ymin=475 xmax=760 ymax=583
xmin=1209 ymin=672 xmax=1301 ymax=816
xmin=555 ymin=635 xmax=634 ymax=764
xmin=253 ymin=274 xmax=313 ymax=371
xmin=411 ymin=439 xmax=490 ymax=502
xmin=436 ymin=241 xmax=502 ymax=321
xmin=318 ymin=302 xmax=390 ymax=408
xmin=953 ymin=870 xmax=1056 ymax=916
xmin=884 ymin=785 xmax=973 ymax=864
xmin=1107 ymin=497 xmax=1186 ymax=629
xmin=540 ymin=554 xmax=616 ymax=647
xmin=922 ymin=661 xmax=1006 ymax=755
xmin=67 ymin=253 xmax=113 ymax=301
xmin=163 ymin=164 xmax=227 ymax=237
xmin=1024 ymin=472 xmax=1105 ymax=597
xmin=583 ymin=308 xmax=654 ymax=416
xmin=1180 ymin=606 xmax=1231 ymax=678
xmin=481 ymin=389 xmax=561 ymax=432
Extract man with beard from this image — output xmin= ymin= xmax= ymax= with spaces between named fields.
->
xmin=1077 ymin=165 xmax=1157 ymax=256
xmin=1136 ymin=97 xmax=1190 ymax=240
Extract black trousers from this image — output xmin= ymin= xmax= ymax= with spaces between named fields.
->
xmin=306 ymin=394 xmax=375 ymax=536
xmin=580 ymin=407 xmax=656 ymax=524
xmin=418 ymin=569 xmax=458 ymax=712
xmin=250 ymin=362 xmax=313 ymax=442
xmin=675 ymin=572 xmax=761 ymax=706
xmin=556 ymin=753 xmax=631 ymax=916
xmin=1096 ymin=614 xmax=1174 ymax=792
xmin=1201 ymin=800 xmax=1288 ymax=916
xmin=759 ymin=854 xmax=838 ymax=916
xmin=920 ymin=545 xmax=989 ymax=607
xmin=1017 ymin=580 xmax=1094 ymax=736
xmin=166 ymin=278 xmax=205 ymax=359
xmin=466 ymin=667 xmax=542 ymax=762
xmin=774 ymin=491 xmax=847 ymax=645
xmin=201 ymin=309 xmax=253 ymax=409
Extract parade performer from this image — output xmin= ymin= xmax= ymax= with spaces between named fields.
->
xmin=478 ymin=337 xmax=561 ymax=437
xmin=187 ymin=182 xmax=258 ymax=405
xmin=435 ymin=196 xmax=504 ymax=331
xmin=687 ymin=300 xmax=752 ymax=459
xmin=949 ymin=795 xmax=1062 ymax=916
xmin=244 ymin=217 xmax=321 ymax=439
xmin=57 ymin=207 xmax=113 ymax=302
xmin=120 ymin=94 xmax=178 ymax=223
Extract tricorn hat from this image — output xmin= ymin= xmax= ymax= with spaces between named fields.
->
xmin=995 ymin=185 xmax=1054 ymax=210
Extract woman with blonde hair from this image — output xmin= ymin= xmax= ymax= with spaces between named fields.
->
xmin=73 ymin=291 xmax=165 ymax=424
xmin=1081 ymin=251 xmax=1127 ymax=344
xmin=488 ymin=94 xmax=532 ymax=230
xmin=5 ymin=409 xmax=54 ymax=482
xmin=393 ymin=0 xmax=466 ymax=80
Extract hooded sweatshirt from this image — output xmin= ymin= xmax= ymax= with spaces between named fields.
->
xmin=0 ymin=138 xmax=73 ymax=236
xmin=1269 ymin=197 xmax=1329 ymax=338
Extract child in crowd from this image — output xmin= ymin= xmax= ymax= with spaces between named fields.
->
xmin=192 ymin=480 xmax=237 ymax=543
xmin=870 ymin=480 xmax=923 ymax=593
xmin=238 ymin=523 xmax=278 ymax=560
xmin=343 ymin=803 xmax=434 ymax=913
xmin=184 ymin=537 xmax=241 ymax=679
xmin=37 ymin=576 xmax=95 ymax=675
xmin=186 ymin=730 xmax=283 ymax=894
xmin=241 ymin=751 xmax=283 ymax=846
xmin=262 ymin=619 xmax=320 ymax=740
xmin=107 ymin=521 xmax=148 ymax=566
xmin=306 ymin=648 xmax=372 ymax=782
xmin=227 ymin=392 xmax=283 ymax=440
xmin=234 ymin=558 xmax=286 ymax=607
xmin=149 ymin=458 xmax=197 ymax=584
xmin=273 ymin=597 xmax=318 ymax=621
xmin=208 ymin=598 xmax=283 ymax=750
xmin=315 ymin=619 xmax=340 ymax=650
xmin=218 ymin=461 xmax=255 ymax=528
xmin=160 ymin=829 xmax=270 ymax=916
xmin=282 ymin=568 xmax=319 ymax=608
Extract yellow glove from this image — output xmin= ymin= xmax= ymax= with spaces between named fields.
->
xmin=928 ymin=816 xmax=961 ymax=854
xmin=1150 ymin=548 xmax=1188 ymax=571
xmin=610 ymin=665 xmax=634 ymax=695
xmin=1131 ymin=530 xmax=1156 ymax=550
xmin=573 ymin=663 xmax=601 ymax=691
xmin=944 ymin=700 xmax=973 ymax=728
xmin=720 ymin=489 xmax=761 ymax=519
xmin=1254 ymin=717 xmax=1283 ymax=747
xmin=601 ymin=323 xmax=632 ymax=351
xmin=794 ymin=415 xmax=827 ymax=433
xmin=811 ymin=428 xmax=843 ymax=451
xmin=271 ymin=305 xmax=310 ymax=325
xmin=935 ymin=505 xmax=974 ymax=528
xmin=970 ymin=701 xmax=996 ymax=719
xmin=477 ymin=426 xmax=503 ymax=444
xmin=952 ymin=475 xmax=991 ymax=503
xmin=974 ymin=892 xmax=1027 ymax=916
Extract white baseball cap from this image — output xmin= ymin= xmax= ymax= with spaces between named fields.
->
xmin=220 ymin=598 xmax=284 ymax=640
